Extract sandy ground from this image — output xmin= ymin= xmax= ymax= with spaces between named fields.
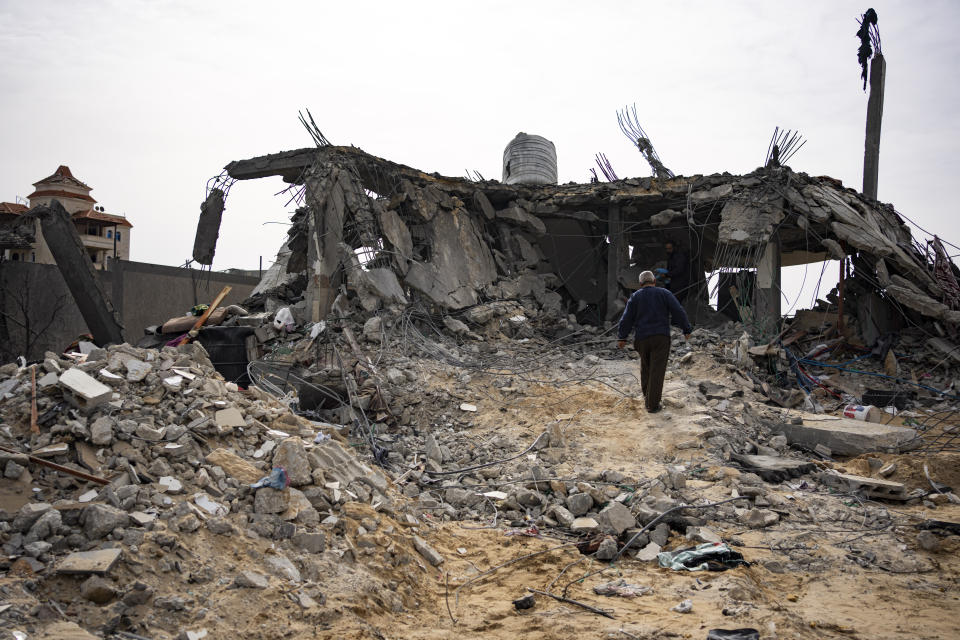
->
xmin=354 ymin=354 xmax=960 ymax=640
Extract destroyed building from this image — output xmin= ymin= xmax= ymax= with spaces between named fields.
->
xmin=198 ymin=138 xmax=960 ymax=350
xmin=0 ymin=134 xmax=957 ymax=640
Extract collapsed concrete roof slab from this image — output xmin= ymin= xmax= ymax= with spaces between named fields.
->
xmin=201 ymin=143 xmax=959 ymax=332
xmin=780 ymin=415 xmax=919 ymax=455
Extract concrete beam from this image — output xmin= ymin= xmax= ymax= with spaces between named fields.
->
xmin=192 ymin=188 xmax=225 ymax=265
xmin=863 ymin=54 xmax=885 ymax=200
xmin=31 ymin=200 xmax=125 ymax=346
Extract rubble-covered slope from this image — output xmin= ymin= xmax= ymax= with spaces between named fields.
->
xmin=0 ymin=306 xmax=958 ymax=638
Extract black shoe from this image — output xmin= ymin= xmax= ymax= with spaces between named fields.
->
xmin=647 ymin=406 xmax=661 ymax=414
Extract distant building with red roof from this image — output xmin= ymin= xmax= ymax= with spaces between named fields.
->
xmin=1 ymin=165 xmax=132 ymax=268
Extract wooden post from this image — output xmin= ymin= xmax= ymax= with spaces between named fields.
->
xmin=863 ymin=54 xmax=886 ymax=200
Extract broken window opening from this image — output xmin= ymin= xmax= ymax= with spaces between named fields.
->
xmin=354 ymin=238 xmax=386 ymax=270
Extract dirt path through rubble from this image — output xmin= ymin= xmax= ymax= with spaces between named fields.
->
xmin=371 ymin=357 xmax=960 ymax=640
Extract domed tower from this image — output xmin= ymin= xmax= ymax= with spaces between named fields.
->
xmin=27 ymin=165 xmax=96 ymax=213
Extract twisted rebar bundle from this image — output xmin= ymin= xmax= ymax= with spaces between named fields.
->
xmin=616 ymin=104 xmax=674 ymax=179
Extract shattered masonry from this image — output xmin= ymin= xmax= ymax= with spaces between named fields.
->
xmin=208 ymin=143 xmax=958 ymax=340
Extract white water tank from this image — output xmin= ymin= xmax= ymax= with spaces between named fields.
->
xmin=502 ymin=132 xmax=558 ymax=185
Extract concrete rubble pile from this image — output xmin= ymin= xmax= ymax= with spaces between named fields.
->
xmin=190 ymin=291 xmax=953 ymax=555
xmin=0 ymin=296 xmax=956 ymax=636
xmin=0 ymin=341 xmax=452 ymax=639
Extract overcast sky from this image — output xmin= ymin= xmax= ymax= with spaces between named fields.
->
xmin=1 ymin=1 xmax=957 ymax=311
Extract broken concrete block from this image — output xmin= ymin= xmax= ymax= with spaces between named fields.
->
xmin=780 ymin=416 xmax=918 ymax=456
xmin=83 ymin=504 xmax=130 ymax=539
xmin=385 ymin=368 xmax=406 ymax=385
xmin=361 ymin=268 xmax=408 ymax=307
xmin=495 ymin=204 xmax=546 ymax=235
xmin=89 ymin=416 xmax=114 ymax=446
xmin=157 ymin=476 xmax=183 ymax=494
xmin=233 ymin=570 xmax=269 ymax=589
xmin=37 ymin=371 xmax=59 ymax=388
xmin=25 ymin=509 xmax=61 ymax=543
xmin=412 ymin=534 xmax=444 ymax=566
xmin=273 ymin=438 xmax=312 ymax=486
xmin=135 ymin=423 xmax=165 ymax=441
xmin=255 ymin=488 xmax=287 ymax=514
xmin=12 ymin=503 xmax=53 ymax=532
xmin=917 ymin=530 xmax=941 ymax=552
xmin=81 ymin=575 xmax=117 ymax=604
xmin=124 ymin=358 xmax=152 ymax=382
xmin=265 ymin=555 xmax=301 ymax=582
xmin=566 ymin=492 xmax=593 ymax=516
xmin=548 ymin=505 xmax=575 ymax=528
xmin=686 ymin=526 xmax=721 ymax=544
xmin=442 ymin=316 xmax=471 ymax=336
xmin=729 ymin=453 xmax=816 ymax=483
xmin=32 ymin=442 xmax=69 ymax=457
xmin=819 ymin=472 xmax=907 ymax=500
xmin=59 ymin=368 xmax=112 ymax=413
xmin=424 ymin=433 xmax=443 ymax=464
xmin=58 ymin=548 xmax=123 ymax=575
xmin=205 ymin=448 xmax=261 ymax=484
xmin=597 ymin=502 xmax=636 ymax=535
xmin=129 ymin=511 xmax=157 ymax=526
xmin=570 ymin=517 xmax=600 ymax=533
xmin=292 ymin=532 xmax=326 ymax=554
xmin=595 ymin=537 xmax=618 ymax=560
xmin=739 ymin=509 xmax=779 ymax=528
xmin=635 ymin=541 xmax=662 ymax=561
xmin=362 ymin=316 xmax=382 ymax=342
xmin=215 ymin=407 xmax=245 ymax=429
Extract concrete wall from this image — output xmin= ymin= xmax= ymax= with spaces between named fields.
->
xmin=0 ymin=259 xmax=259 ymax=360
xmin=0 ymin=262 xmax=89 ymax=360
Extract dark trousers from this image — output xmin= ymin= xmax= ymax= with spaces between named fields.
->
xmin=633 ymin=334 xmax=671 ymax=411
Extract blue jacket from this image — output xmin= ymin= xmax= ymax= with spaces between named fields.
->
xmin=618 ymin=285 xmax=693 ymax=341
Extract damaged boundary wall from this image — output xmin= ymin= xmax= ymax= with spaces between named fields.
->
xmin=200 ymin=144 xmax=960 ymax=342
xmin=0 ymin=260 xmax=258 ymax=361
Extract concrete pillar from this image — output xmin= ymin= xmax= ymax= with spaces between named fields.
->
xmin=606 ymin=205 xmax=627 ymax=321
xmin=754 ymin=234 xmax=781 ymax=339
xmin=863 ymin=54 xmax=885 ymax=201
xmin=304 ymin=167 xmax=351 ymax=322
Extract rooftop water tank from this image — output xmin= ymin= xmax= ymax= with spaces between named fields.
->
xmin=502 ymin=132 xmax=558 ymax=185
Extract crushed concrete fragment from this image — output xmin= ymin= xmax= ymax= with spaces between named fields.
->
xmin=570 ymin=517 xmax=600 ymax=533
xmin=58 ymin=368 xmax=112 ymax=412
xmin=412 ymin=535 xmax=444 ymax=566
xmin=233 ymin=570 xmax=270 ymax=589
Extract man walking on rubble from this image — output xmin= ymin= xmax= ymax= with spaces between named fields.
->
xmin=617 ymin=270 xmax=692 ymax=414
